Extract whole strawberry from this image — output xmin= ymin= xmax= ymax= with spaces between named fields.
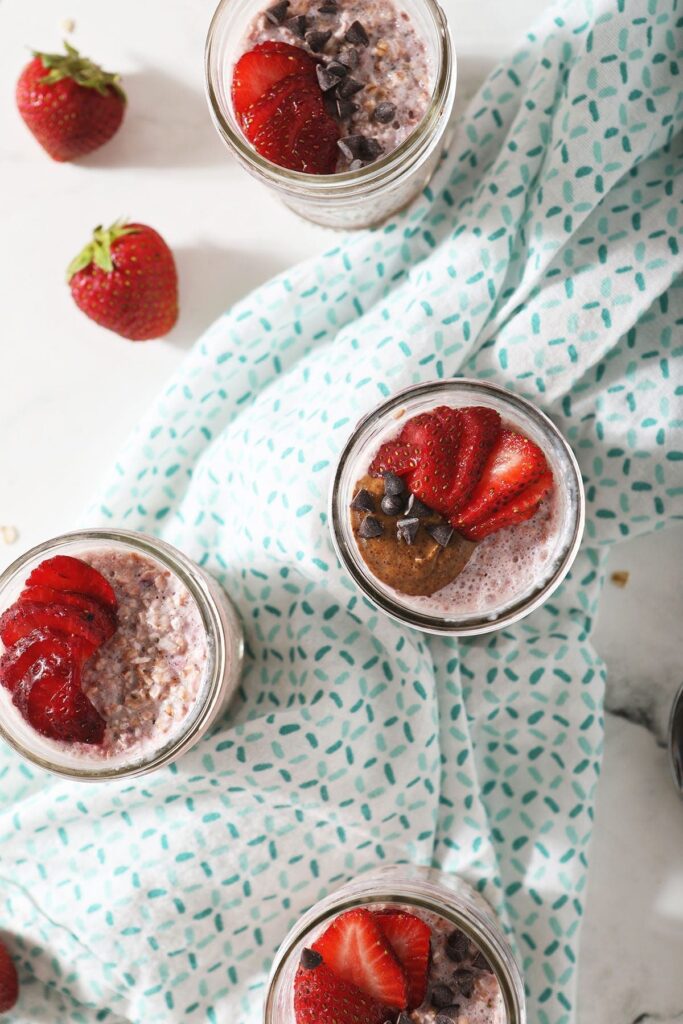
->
xmin=0 ymin=940 xmax=18 ymax=1013
xmin=16 ymin=41 xmax=125 ymax=161
xmin=67 ymin=221 xmax=179 ymax=341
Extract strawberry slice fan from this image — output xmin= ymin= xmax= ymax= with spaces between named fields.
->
xmin=369 ymin=405 xmax=554 ymax=541
xmin=0 ymin=556 xmax=118 ymax=744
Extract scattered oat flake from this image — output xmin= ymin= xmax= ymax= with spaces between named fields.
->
xmin=62 ymin=17 xmax=76 ymax=32
xmin=1 ymin=526 xmax=19 ymax=545
xmin=610 ymin=570 xmax=629 ymax=588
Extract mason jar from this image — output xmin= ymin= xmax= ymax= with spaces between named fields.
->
xmin=0 ymin=529 xmax=244 ymax=781
xmin=329 ymin=379 xmax=585 ymax=636
xmin=205 ymin=0 xmax=456 ymax=229
xmin=264 ymin=863 xmax=526 ymax=1023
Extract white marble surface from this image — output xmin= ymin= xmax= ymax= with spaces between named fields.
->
xmin=1 ymin=0 xmax=682 ymax=1021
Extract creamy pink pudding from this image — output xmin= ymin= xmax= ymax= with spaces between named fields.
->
xmin=241 ymin=0 xmax=432 ymax=171
xmin=77 ymin=550 xmax=208 ymax=760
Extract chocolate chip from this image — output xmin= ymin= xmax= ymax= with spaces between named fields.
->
xmin=336 ymin=98 xmax=359 ymax=120
xmin=351 ymin=488 xmax=375 ymax=513
xmin=359 ymin=516 xmax=384 ymax=539
xmin=300 ymin=947 xmax=323 ymax=969
xmin=306 ymin=29 xmax=332 ymax=51
xmin=286 ymin=14 xmax=308 ymax=36
xmin=383 ymin=472 xmax=406 ymax=496
xmin=265 ymin=0 xmax=290 ymax=24
xmin=336 ymin=76 xmax=364 ymax=98
xmin=360 ymin=137 xmax=383 ymax=160
xmin=397 ymin=517 xmax=419 ymax=544
xmin=404 ymin=494 xmax=431 ymax=518
xmin=316 ymin=64 xmax=341 ymax=91
xmin=445 ymin=929 xmax=469 ymax=962
xmin=345 ymin=19 xmax=369 ymax=46
xmin=453 ymin=969 xmax=475 ymax=999
xmin=431 ymin=984 xmax=455 ymax=1009
xmin=374 ymin=101 xmax=397 ymax=124
xmin=337 ymin=134 xmax=366 ymax=161
xmin=472 ymin=950 xmax=493 ymax=972
xmin=381 ymin=494 xmax=404 ymax=516
xmin=338 ymin=47 xmax=359 ymax=69
xmin=426 ymin=522 xmax=453 ymax=547
xmin=318 ymin=1 xmax=338 ymax=13
xmin=326 ymin=60 xmax=348 ymax=79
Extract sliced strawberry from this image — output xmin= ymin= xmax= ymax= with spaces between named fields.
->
xmin=312 ymin=908 xmax=408 ymax=1009
xmin=402 ymin=412 xmax=461 ymax=518
xmin=19 ymin=586 xmax=117 ymax=640
xmin=439 ymin=406 xmax=501 ymax=515
xmin=0 ymin=940 xmax=18 ymax=1014
xmin=26 ymin=670 xmax=105 ymax=745
xmin=0 ymin=602 xmax=108 ymax=654
xmin=0 ymin=629 xmax=88 ymax=694
xmin=374 ymin=911 xmax=432 ymax=1009
xmin=26 ymin=555 xmax=117 ymax=610
xmin=232 ymin=41 xmax=317 ymax=122
xmin=463 ymin=470 xmax=554 ymax=540
xmin=246 ymin=74 xmax=339 ymax=174
xmin=454 ymin=430 xmax=551 ymax=532
xmin=293 ymin=963 xmax=390 ymax=1024
xmin=368 ymin=440 xmax=421 ymax=478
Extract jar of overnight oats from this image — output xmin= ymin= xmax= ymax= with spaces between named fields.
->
xmin=205 ymin=0 xmax=456 ymax=229
xmin=0 ymin=529 xmax=244 ymax=781
xmin=330 ymin=380 xmax=585 ymax=636
xmin=264 ymin=864 xmax=526 ymax=1024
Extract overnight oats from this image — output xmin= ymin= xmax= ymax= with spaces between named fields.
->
xmin=0 ymin=530 xmax=244 ymax=780
xmin=265 ymin=865 xmax=525 ymax=1024
xmin=205 ymin=0 xmax=455 ymax=228
xmin=330 ymin=380 xmax=584 ymax=635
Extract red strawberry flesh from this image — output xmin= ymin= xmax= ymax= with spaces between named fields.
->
xmin=0 ymin=602 xmax=107 ymax=654
xmin=454 ymin=429 xmax=550 ymax=532
xmin=26 ymin=671 xmax=105 ymax=745
xmin=293 ymin=962 xmax=390 ymax=1024
xmin=246 ymin=74 xmax=339 ymax=174
xmin=20 ymin=586 xmax=117 ymax=640
xmin=374 ymin=911 xmax=432 ymax=1009
xmin=0 ymin=629 xmax=87 ymax=695
xmin=463 ymin=469 xmax=554 ymax=540
xmin=312 ymin=907 xmax=408 ymax=1009
xmin=368 ymin=440 xmax=421 ymax=478
xmin=25 ymin=555 xmax=117 ymax=609
xmin=232 ymin=41 xmax=317 ymax=122
xmin=0 ymin=940 xmax=19 ymax=1014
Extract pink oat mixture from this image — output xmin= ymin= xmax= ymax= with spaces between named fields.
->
xmin=244 ymin=0 xmax=433 ymax=170
xmin=73 ymin=549 xmax=208 ymax=761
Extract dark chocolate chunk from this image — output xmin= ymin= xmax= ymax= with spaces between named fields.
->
xmin=318 ymin=1 xmax=338 ymax=13
xmin=359 ymin=515 xmax=384 ymax=539
xmin=326 ymin=60 xmax=348 ymax=79
xmin=374 ymin=101 xmax=397 ymax=124
xmin=337 ymin=134 xmax=367 ymax=162
xmin=300 ymin=947 xmax=323 ymax=969
xmin=411 ymin=497 xmax=433 ymax=518
xmin=345 ymin=19 xmax=369 ymax=46
xmin=445 ymin=929 xmax=469 ymax=962
xmin=338 ymin=47 xmax=359 ymax=69
xmin=286 ymin=14 xmax=308 ymax=36
xmin=381 ymin=494 xmax=404 ymax=516
xmin=316 ymin=64 xmax=341 ymax=91
xmin=306 ymin=29 xmax=332 ymax=51
xmin=453 ymin=968 xmax=475 ymax=999
xmin=351 ymin=488 xmax=375 ymax=513
xmin=265 ymin=0 xmax=290 ymax=24
xmin=397 ymin=517 xmax=419 ymax=544
xmin=383 ymin=472 xmax=406 ymax=496
xmin=472 ymin=950 xmax=493 ymax=972
xmin=426 ymin=522 xmax=454 ymax=547
xmin=360 ymin=137 xmax=383 ymax=160
xmin=336 ymin=76 xmax=364 ymax=98
xmin=431 ymin=984 xmax=455 ymax=1009
xmin=336 ymin=98 xmax=359 ymax=120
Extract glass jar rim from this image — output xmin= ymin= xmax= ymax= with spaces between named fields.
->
xmin=264 ymin=868 xmax=526 ymax=1024
xmin=204 ymin=0 xmax=456 ymax=193
xmin=0 ymin=528 xmax=228 ymax=782
xmin=329 ymin=378 xmax=586 ymax=636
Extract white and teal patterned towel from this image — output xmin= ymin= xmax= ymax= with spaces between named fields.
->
xmin=2 ymin=0 xmax=682 ymax=1022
